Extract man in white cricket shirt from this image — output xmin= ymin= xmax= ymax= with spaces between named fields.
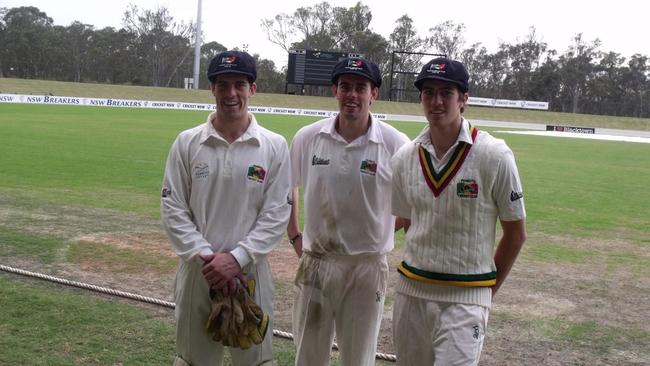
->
xmin=161 ymin=50 xmax=291 ymax=366
xmin=391 ymin=57 xmax=527 ymax=365
xmin=286 ymin=56 xmax=410 ymax=366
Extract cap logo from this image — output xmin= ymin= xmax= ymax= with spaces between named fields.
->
xmin=221 ymin=56 xmax=237 ymax=64
xmin=348 ymin=59 xmax=364 ymax=68
xmin=428 ymin=63 xmax=447 ymax=75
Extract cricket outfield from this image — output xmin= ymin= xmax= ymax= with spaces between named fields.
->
xmin=1 ymin=99 xmax=648 ymax=365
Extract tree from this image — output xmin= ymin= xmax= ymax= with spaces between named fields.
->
xmin=1 ymin=6 xmax=54 ymax=78
xmin=0 ymin=7 xmax=7 ymax=77
xmin=84 ymin=27 xmax=139 ymax=84
xmin=263 ymin=1 xmax=374 ymax=52
xmin=64 ymin=21 xmax=93 ymax=82
xmin=122 ymin=5 xmax=195 ymax=87
xmin=261 ymin=14 xmax=294 ymax=53
xmin=330 ymin=2 xmax=372 ymax=47
xmin=557 ymin=33 xmax=601 ymax=113
xmin=527 ymin=51 xmax=562 ymax=108
xmin=584 ymin=51 xmax=625 ymax=115
xmin=622 ymin=54 xmax=649 ymax=117
xmin=501 ymin=27 xmax=548 ymax=100
xmin=459 ymin=43 xmax=490 ymax=97
xmin=254 ymin=55 xmax=285 ymax=94
xmin=289 ymin=2 xmax=336 ymax=50
xmin=389 ymin=15 xmax=427 ymax=100
xmin=427 ymin=20 xmax=465 ymax=59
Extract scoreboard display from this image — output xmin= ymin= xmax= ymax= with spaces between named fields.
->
xmin=287 ymin=49 xmax=363 ymax=86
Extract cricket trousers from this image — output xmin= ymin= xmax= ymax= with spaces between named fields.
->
xmin=173 ymin=256 xmax=274 ymax=366
xmin=393 ymin=293 xmax=489 ymax=366
xmin=292 ymin=251 xmax=388 ymax=366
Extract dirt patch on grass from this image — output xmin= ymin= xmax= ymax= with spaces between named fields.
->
xmin=0 ymin=192 xmax=161 ymax=240
xmin=74 ymin=231 xmax=176 ymax=258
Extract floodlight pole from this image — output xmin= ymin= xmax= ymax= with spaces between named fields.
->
xmin=192 ymin=0 xmax=203 ymax=89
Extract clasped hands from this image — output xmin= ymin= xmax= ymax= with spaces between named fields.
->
xmin=199 ymin=252 xmax=247 ymax=296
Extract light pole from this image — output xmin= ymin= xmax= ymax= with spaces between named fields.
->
xmin=192 ymin=0 xmax=202 ymax=89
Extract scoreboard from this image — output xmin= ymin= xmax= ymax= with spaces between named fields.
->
xmin=287 ymin=49 xmax=364 ymax=87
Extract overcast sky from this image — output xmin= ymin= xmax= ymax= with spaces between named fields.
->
xmin=4 ymin=0 xmax=649 ymax=69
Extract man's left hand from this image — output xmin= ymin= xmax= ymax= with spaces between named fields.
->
xmin=200 ymin=253 xmax=242 ymax=293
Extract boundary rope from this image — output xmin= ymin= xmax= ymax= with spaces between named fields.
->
xmin=0 ymin=264 xmax=397 ymax=362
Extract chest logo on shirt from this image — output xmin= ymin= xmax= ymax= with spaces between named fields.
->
xmin=312 ymin=155 xmax=330 ymax=165
xmin=193 ymin=162 xmax=209 ymax=179
xmin=456 ymin=179 xmax=479 ymax=198
xmin=360 ymin=159 xmax=377 ymax=175
xmin=247 ymin=165 xmax=266 ymax=183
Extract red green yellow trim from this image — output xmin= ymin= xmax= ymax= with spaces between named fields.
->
xmin=418 ymin=126 xmax=478 ymax=197
xmin=397 ymin=261 xmax=496 ymax=287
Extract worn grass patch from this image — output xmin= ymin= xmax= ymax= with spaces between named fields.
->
xmin=68 ymin=241 xmax=177 ymax=274
xmin=0 ymin=226 xmax=68 ymax=262
xmin=605 ymin=251 xmax=650 ymax=277
xmin=525 ymin=242 xmax=596 ymax=264
xmin=532 ymin=318 xmax=649 ymax=356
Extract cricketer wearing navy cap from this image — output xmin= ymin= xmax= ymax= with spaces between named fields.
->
xmin=163 ymin=46 xmax=292 ymax=366
xmin=331 ymin=57 xmax=382 ymax=88
xmin=414 ymin=57 xmax=469 ymax=93
xmin=207 ymin=50 xmax=257 ymax=84
xmin=390 ymin=54 xmax=526 ymax=365
xmin=287 ymin=53 xmax=410 ymax=365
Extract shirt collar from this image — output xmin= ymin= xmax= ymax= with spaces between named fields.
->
xmin=318 ymin=114 xmax=382 ymax=144
xmin=414 ymin=117 xmax=473 ymax=149
xmin=200 ymin=112 xmax=261 ymax=145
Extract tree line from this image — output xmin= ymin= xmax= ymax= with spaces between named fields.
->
xmin=0 ymin=5 xmax=284 ymax=93
xmin=1 ymin=3 xmax=648 ymax=118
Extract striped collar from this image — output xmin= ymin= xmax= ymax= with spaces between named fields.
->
xmin=417 ymin=119 xmax=478 ymax=197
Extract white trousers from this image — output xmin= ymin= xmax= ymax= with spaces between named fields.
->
xmin=393 ymin=293 xmax=489 ymax=366
xmin=173 ymin=256 xmax=274 ymax=366
xmin=292 ymin=252 xmax=388 ymax=366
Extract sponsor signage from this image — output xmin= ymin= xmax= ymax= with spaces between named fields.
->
xmin=467 ymin=97 xmax=548 ymax=110
xmin=0 ymin=93 xmax=543 ymax=119
xmin=546 ymin=125 xmax=596 ymax=134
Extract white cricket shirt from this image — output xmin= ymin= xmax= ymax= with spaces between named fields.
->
xmin=161 ymin=112 xmax=291 ymax=267
xmin=291 ymin=116 xmax=409 ymax=255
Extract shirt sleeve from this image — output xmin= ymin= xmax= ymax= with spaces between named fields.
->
xmin=160 ymin=135 xmax=213 ymax=261
xmin=231 ymin=137 xmax=292 ymax=266
xmin=391 ymin=150 xmax=412 ymax=219
xmin=492 ymin=148 xmax=526 ymax=221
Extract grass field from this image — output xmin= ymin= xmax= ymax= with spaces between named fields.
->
xmin=1 ymin=86 xmax=649 ymax=365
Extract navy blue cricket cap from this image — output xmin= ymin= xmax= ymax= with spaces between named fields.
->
xmin=207 ymin=50 xmax=257 ymax=83
xmin=414 ymin=57 xmax=469 ymax=93
xmin=331 ymin=57 xmax=382 ymax=88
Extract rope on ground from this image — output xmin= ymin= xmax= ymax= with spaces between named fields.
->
xmin=0 ymin=264 xmax=397 ymax=363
